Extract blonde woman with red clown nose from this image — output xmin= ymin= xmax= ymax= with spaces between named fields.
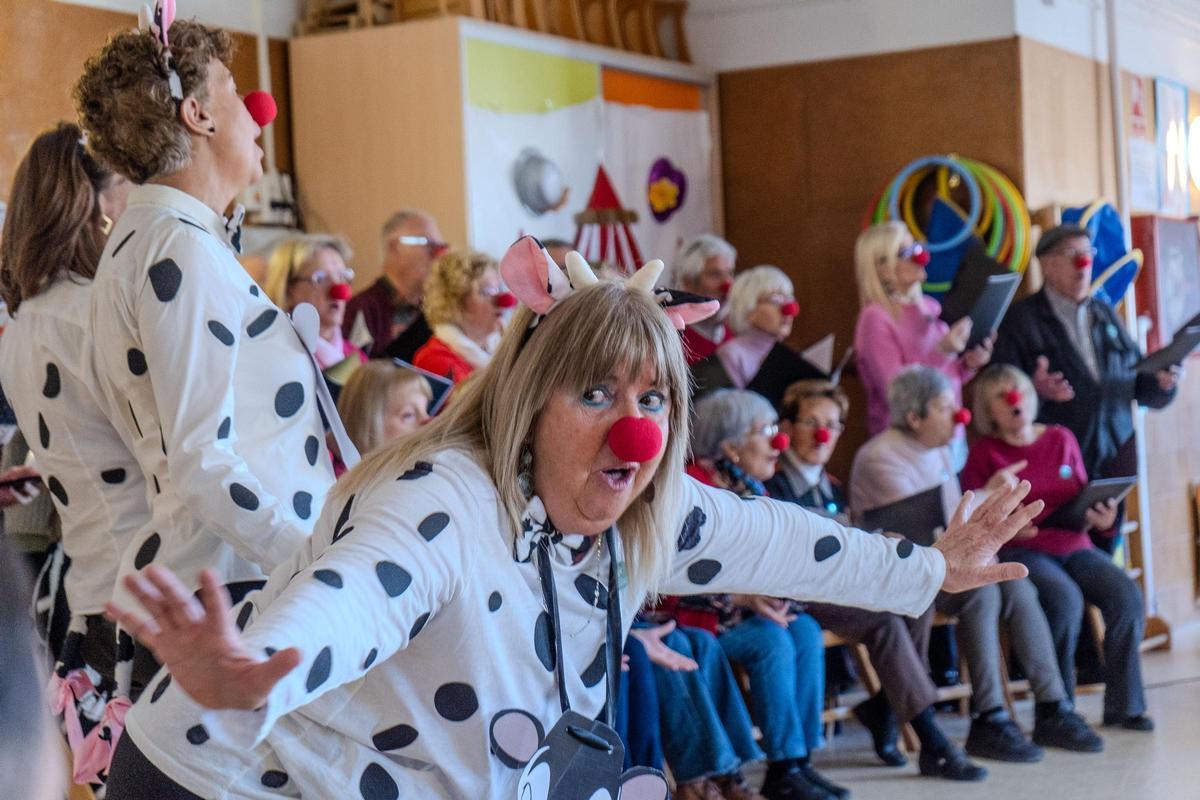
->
xmin=102 ymin=234 xmax=1042 ymax=800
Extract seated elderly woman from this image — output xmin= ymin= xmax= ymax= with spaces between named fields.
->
xmin=670 ymin=234 xmax=737 ymax=364
xmin=962 ymin=365 xmax=1151 ymax=732
xmin=103 ymin=237 xmax=1040 ymax=800
xmin=691 ymin=266 xmax=824 ymax=407
xmin=851 ymin=366 xmax=1103 ymax=769
xmin=329 ymin=361 xmax=432 ymax=475
xmin=264 ymin=234 xmax=366 ymax=370
xmin=680 ymin=389 xmax=843 ymax=800
xmin=413 ymin=250 xmax=514 ymax=383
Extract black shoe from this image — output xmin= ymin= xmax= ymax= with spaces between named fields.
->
xmin=918 ymin=746 xmax=988 ymax=781
xmin=1034 ymin=709 xmax=1104 ymax=752
xmin=761 ymin=767 xmax=837 ymax=800
xmin=965 ymin=716 xmax=1043 ymax=763
xmin=852 ymin=697 xmax=907 ymax=767
xmin=799 ymin=765 xmax=849 ymax=799
xmin=1103 ymin=713 xmax=1155 ymax=731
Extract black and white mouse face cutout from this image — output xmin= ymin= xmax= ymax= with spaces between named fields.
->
xmin=490 ymin=709 xmax=668 ymax=800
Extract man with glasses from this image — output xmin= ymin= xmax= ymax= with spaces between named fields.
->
xmin=992 ymin=224 xmax=1179 ymax=551
xmin=343 ymin=209 xmax=449 ymax=359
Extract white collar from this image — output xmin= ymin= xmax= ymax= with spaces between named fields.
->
xmin=513 ymin=495 xmax=593 ymax=566
xmin=127 ymin=184 xmax=245 ymax=252
xmin=433 ymin=323 xmax=498 ymax=369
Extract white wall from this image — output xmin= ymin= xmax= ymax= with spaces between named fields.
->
xmin=52 ymin=0 xmax=303 ymax=38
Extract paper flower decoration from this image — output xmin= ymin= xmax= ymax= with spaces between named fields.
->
xmin=647 ymin=157 xmax=687 ymax=222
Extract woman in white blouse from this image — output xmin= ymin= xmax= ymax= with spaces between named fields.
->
xmin=104 ymin=237 xmax=1041 ymax=800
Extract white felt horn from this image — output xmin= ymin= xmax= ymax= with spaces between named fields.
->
xmin=565 ymin=251 xmax=599 ymax=289
xmin=625 ymin=259 xmax=664 ymax=293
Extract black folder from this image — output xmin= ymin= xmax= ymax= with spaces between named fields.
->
xmin=858 ymin=485 xmax=946 ymax=547
xmin=1133 ymin=325 xmax=1200 ymax=374
xmin=746 ymin=343 xmax=828 ymax=409
xmin=1041 ymin=476 xmax=1138 ymax=530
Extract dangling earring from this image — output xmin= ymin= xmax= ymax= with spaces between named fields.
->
xmin=517 ymin=445 xmax=533 ymax=498
xmin=99 ymin=214 xmax=114 ymax=235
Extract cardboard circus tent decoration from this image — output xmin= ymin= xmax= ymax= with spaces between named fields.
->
xmin=573 ymin=165 xmax=644 ymax=276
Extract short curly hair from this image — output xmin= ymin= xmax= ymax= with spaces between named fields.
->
xmin=74 ymin=21 xmax=234 ymax=183
xmin=422 ymin=250 xmax=498 ymax=328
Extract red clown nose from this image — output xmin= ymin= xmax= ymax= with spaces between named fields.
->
xmin=329 ymin=283 xmax=352 ymax=302
xmin=244 ymin=91 xmax=277 ymax=127
xmin=608 ymin=417 xmax=663 ymax=463
xmin=912 ymin=247 xmax=931 ymax=267
xmin=954 ymin=408 xmax=972 ymax=425
xmin=719 ymin=280 xmax=733 ymax=296
xmin=494 ymin=291 xmax=518 ymax=309
xmin=813 ymin=427 xmax=832 ymax=445
xmin=769 ymin=432 xmax=791 ymax=452
xmin=1073 ymin=253 xmax=1092 ymax=270
xmin=780 ymin=301 xmax=800 ymax=318
xmin=1004 ymin=389 xmax=1022 ymax=407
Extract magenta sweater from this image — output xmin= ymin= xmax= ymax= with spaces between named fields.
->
xmin=854 ymin=297 xmax=974 ymax=436
xmin=961 ymin=425 xmax=1112 ymax=557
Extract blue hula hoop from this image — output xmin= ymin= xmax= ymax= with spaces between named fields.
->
xmin=885 ymin=155 xmax=981 ymax=253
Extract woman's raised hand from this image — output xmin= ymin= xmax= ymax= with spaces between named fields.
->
xmin=105 ymin=566 xmax=301 ymax=710
xmin=934 ymin=481 xmax=1043 ymax=593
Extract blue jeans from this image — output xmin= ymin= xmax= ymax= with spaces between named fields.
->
xmin=616 ymin=634 xmax=665 ymax=770
xmin=654 ymin=626 xmax=764 ymax=782
xmin=718 ymin=613 xmax=825 ymax=762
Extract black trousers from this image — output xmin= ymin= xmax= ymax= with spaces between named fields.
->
xmin=107 ymin=735 xmax=204 ymax=800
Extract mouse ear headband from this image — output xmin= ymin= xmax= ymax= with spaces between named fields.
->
xmin=498 ymin=235 xmax=720 ymax=332
xmin=138 ymin=0 xmax=183 ymax=101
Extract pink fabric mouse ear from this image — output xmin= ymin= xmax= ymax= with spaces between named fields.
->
xmin=499 ymin=235 xmax=572 ymax=315
xmin=653 ymin=288 xmax=720 ymax=330
xmin=156 ymin=0 xmax=176 ymax=46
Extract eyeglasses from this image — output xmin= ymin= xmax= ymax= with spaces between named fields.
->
xmin=1052 ymin=246 xmax=1097 ymax=260
xmin=396 ymin=235 xmax=450 ymax=257
xmin=749 ymin=423 xmax=780 ymax=439
xmin=759 ymin=293 xmax=796 ymax=306
xmin=290 ymin=267 xmax=355 ymax=288
xmin=897 ymin=243 xmax=928 ymax=261
xmin=791 ymin=418 xmax=845 ymax=432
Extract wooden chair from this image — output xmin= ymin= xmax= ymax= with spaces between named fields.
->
xmin=649 ymin=0 xmax=690 ymax=62
xmin=578 ymin=0 xmax=622 ymax=48
xmin=486 ymin=0 xmax=530 ymax=26
xmin=394 ymin=0 xmax=487 ymax=22
xmin=523 ymin=0 xmax=585 ymax=39
xmin=609 ymin=0 xmax=659 ymax=57
xmin=300 ymin=0 xmax=393 ymax=32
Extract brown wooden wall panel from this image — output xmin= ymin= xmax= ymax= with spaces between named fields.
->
xmin=718 ymin=38 xmax=1024 ymax=478
xmin=0 ymin=0 xmax=291 ymax=201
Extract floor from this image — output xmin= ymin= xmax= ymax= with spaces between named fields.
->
xmin=745 ymin=624 xmax=1200 ymax=800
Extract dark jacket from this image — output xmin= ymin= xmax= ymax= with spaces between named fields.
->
xmin=992 ymin=288 xmax=1175 ymax=476
xmin=342 ymin=276 xmax=432 ymax=361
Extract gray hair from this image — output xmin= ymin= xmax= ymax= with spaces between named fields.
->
xmin=671 ymin=233 xmax=737 ymax=287
xmin=887 ymin=365 xmax=953 ymax=430
xmin=380 ymin=209 xmax=429 ymax=242
xmin=691 ymin=389 xmax=778 ymax=460
xmin=725 ymin=265 xmax=793 ymax=335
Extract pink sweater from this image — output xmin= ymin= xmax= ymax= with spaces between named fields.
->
xmin=854 ymin=297 xmax=974 ymax=436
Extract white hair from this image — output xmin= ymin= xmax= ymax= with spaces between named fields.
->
xmin=725 ymin=265 xmax=793 ymax=335
xmin=671 ymin=234 xmax=736 ymax=287
xmin=690 ymin=389 xmax=778 ymax=460
xmin=887 ymin=365 xmax=952 ymax=430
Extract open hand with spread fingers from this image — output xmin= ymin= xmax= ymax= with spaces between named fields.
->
xmin=934 ymin=481 xmax=1043 ymax=593
xmin=105 ymin=566 xmax=301 ymax=710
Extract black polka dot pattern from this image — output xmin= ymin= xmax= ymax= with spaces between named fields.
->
xmin=217 ymin=416 xmax=232 ymax=440
xmin=433 ymin=682 xmax=479 ymax=721
xmin=376 ymin=562 xmax=412 ymax=598
xmin=149 ymin=259 xmax=183 ymax=302
xmin=362 ymin=648 xmax=379 ymax=670
xmin=372 ymin=723 xmax=418 ymax=751
xmin=101 ymin=468 xmax=127 ymax=484
xmin=42 ymin=363 xmax=61 ymax=398
xmin=896 ymin=539 xmax=915 ymax=559
xmin=313 ymin=569 xmax=343 ymax=588
xmin=417 ymin=512 xmax=449 ymax=541
xmin=306 ymin=646 xmax=332 ymax=692
xmin=574 ymin=574 xmax=609 ymax=610
xmin=293 ymin=491 xmax=313 ymax=520
xmin=305 ymin=435 xmax=320 ymax=466
xmin=332 ymin=495 xmax=355 ymax=542
xmin=249 ymin=285 xmax=260 ymax=296
xmin=47 ymin=476 xmax=68 ymax=506
xmin=274 ymin=382 xmax=304 ymax=418
xmin=127 ymin=348 xmax=148 ymax=376
xmin=230 ymin=483 xmax=260 ymax=511
xmin=153 ymin=475 xmax=161 ymax=495
xmin=265 ymin=647 xmax=277 ymax=657
xmin=186 ymin=724 xmax=209 ymax=745
xmin=533 ymin=612 xmax=555 ymax=671
xmin=488 ymin=591 xmax=502 ymax=612
xmin=581 ymin=645 xmax=607 ymax=688
xmin=359 ymin=763 xmax=399 ymax=800
xmin=37 ymin=414 xmax=50 ymax=448
xmin=236 ymin=602 xmax=254 ymax=632
xmin=261 ymin=770 xmax=289 ymax=789
xmin=409 ymin=612 xmax=430 ymax=640
xmin=246 ymin=309 xmax=278 ymax=338
xmin=134 ymin=533 xmax=161 ymax=569
xmin=687 ymin=559 xmax=722 ymax=585
xmin=207 ymin=320 xmax=235 ymax=346
xmin=397 ymin=461 xmax=433 ymax=481
xmin=677 ymin=506 xmax=706 ymax=551
xmin=150 ymin=674 xmax=171 ymax=703
xmin=814 ymin=536 xmax=842 ymax=563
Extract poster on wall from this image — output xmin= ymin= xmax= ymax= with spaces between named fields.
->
xmin=1154 ymin=78 xmax=1190 ymax=217
xmin=463 ymin=39 xmax=712 ymax=268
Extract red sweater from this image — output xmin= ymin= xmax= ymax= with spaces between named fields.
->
xmin=961 ymin=425 xmax=1111 ymax=557
xmin=412 ymin=336 xmax=475 ymax=384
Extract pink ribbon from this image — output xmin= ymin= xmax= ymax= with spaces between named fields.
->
xmin=73 ymin=696 xmax=133 ymax=785
xmin=46 ymin=670 xmax=95 ymax=765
